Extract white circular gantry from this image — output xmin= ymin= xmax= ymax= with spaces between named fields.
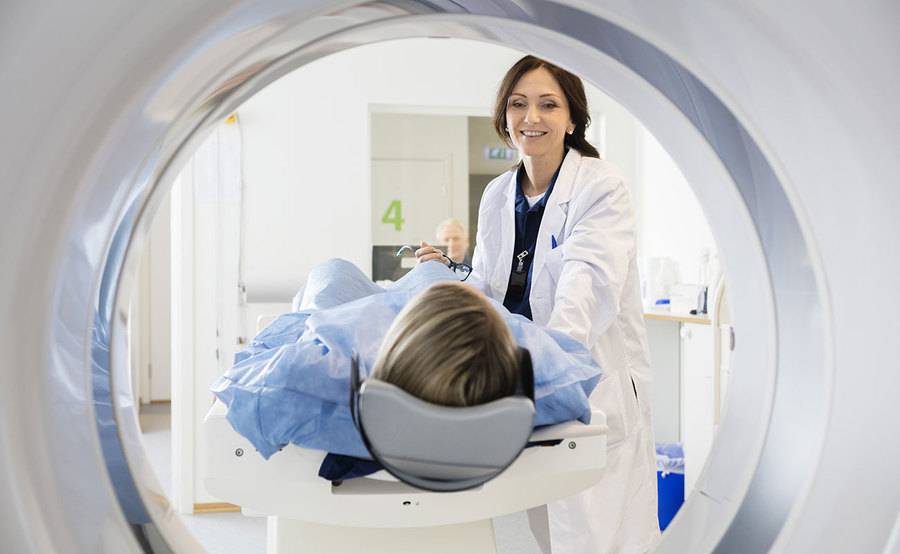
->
xmin=1 ymin=2 xmax=898 ymax=552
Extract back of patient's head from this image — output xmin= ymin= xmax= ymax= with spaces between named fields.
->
xmin=372 ymin=282 xmax=519 ymax=407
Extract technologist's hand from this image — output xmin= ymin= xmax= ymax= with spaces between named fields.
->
xmin=415 ymin=241 xmax=449 ymax=265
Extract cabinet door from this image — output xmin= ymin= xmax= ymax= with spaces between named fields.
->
xmin=681 ymin=322 xmax=715 ymax=493
xmin=646 ymin=319 xmax=681 ymax=443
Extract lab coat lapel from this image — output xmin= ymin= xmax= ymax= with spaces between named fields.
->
xmin=493 ymin=170 xmax=518 ymax=300
xmin=533 ymin=149 xmax=580 ymax=280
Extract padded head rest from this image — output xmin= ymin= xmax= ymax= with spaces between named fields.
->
xmin=350 ymin=349 xmax=535 ymax=492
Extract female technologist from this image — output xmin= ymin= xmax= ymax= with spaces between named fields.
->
xmin=417 ymin=56 xmax=659 ymax=553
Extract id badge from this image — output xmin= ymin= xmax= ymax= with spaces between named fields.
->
xmin=508 ymin=269 xmax=528 ymax=292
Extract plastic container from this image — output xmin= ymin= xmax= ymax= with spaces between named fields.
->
xmin=639 ymin=256 xmax=679 ymax=309
xmin=656 ymin=442 xmax=685 ymax=531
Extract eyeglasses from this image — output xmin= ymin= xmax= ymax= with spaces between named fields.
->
xmin=396 ymin=245 xmax=473 ymax=282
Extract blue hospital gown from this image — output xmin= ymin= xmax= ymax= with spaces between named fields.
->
xmin=212 ymin=259 xmax=603 ymax=459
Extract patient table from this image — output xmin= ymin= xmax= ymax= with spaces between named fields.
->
xmin=204 ymin=400 xmax=607 ymax=553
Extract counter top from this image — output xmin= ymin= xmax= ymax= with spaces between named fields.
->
xmin=643 ymin=309 xmax=711 ymax=325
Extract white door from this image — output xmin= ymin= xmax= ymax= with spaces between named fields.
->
xmin=148 ymin=194 xmax=172 ymax=401
xmin=370 ymin=112 xmax=470 ymax=248
xmin=372 ymin=158 xmax=452 ymax=245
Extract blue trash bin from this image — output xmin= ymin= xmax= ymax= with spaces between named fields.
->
xmin=656 ymin=442 xmax=685 ymax=531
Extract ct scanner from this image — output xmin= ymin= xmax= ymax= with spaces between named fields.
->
xmin=1 ymin=1 xmax=899 ymax=552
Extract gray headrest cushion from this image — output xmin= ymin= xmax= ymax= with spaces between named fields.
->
xmin=359 ymin=379 xmax=535 ymax=482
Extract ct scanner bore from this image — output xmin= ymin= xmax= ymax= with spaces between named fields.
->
xmin=1 ymin=2 xmax=899 ymax=553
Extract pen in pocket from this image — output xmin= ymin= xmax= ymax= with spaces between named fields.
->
xmin=551 ymin=235 xmax=558 ymax=249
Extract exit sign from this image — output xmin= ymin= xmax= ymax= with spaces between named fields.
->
xmin=484 ymin=147 xmax=517 ymax=160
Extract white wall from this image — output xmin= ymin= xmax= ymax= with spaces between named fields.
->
xmin=236 ymin=38 xmax=631 ymax=303
xmin=634 ymin=124 xmax=718 ymax=283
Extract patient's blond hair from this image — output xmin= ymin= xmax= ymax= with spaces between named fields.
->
xmin=372 ymin=282 xmax=519 ymax=407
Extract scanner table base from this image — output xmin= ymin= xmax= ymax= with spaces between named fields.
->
xmin=204 ymin=401 xmax=607 ymax=553
xmin=267 ymin=517 xmax=496 ymax=554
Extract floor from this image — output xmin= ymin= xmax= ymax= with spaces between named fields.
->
xmin=138 ymin=403 xmax=542 ymax=553
xmin=139 ymin=404 xmax=267 ymax=554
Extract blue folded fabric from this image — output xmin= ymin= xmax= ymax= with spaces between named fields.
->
xmin=212 ymin=258 xmax=603 ymax=459
xmin=318 ymin=454 xmax=384 ymax=481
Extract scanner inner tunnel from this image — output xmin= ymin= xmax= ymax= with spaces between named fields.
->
xmin=92 ymin=7 xmax=822 ymax=554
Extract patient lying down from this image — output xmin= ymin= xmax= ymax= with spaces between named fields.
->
xmin=212 ymin=259 xmax=602 ymax=466
xmin=372 ymin=279 xmax=519 ymax=408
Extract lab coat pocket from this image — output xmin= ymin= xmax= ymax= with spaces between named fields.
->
xmin=542 ymin=247 xmax=565 ymax=285
xmin=590 ymin=370 xmax=637 ymax=447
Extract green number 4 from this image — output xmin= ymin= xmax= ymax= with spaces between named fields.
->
xmin=381 ymin=199 xmax=405 ymax=231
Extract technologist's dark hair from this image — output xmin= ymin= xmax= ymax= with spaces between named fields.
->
xmin=493 ymin=55 xmax=600 ymax=159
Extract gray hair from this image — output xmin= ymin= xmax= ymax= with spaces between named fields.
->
xmin=435 ymin=218 xmax=467 ymax=239
xmin=372 ymin=282 xmax=519 ymax=407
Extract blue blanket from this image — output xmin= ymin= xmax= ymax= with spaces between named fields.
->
xmin=212 ymin=259 xmax=603 ymax=459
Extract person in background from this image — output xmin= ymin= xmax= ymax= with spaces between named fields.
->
xmin=434 ymin=217 xmax=471 ymax=264
xmin=417 ymin=55 xmax=659 ymax=553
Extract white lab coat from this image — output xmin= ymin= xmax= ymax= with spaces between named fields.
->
xmin=470 ymin=149 xmax=659 ymax=553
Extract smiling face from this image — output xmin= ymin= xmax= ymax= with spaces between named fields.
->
xmin=505 ymin=67 xmax=575 ymax=161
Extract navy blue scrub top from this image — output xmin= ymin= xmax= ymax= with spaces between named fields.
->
xmin=502 ymin=159 xmax=564 ymax=320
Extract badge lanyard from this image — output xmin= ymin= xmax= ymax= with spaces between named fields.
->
xmin=509 ymin=248 xmax=529 ymax=291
